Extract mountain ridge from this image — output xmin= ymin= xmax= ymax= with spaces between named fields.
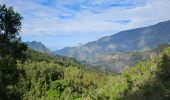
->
xmin=25 ymin=41 xmax=52 ymax=54
xmin=53 ymin=20 xmax=170 ymax=72
xmin=54 ymin=20 xmax=170 ymax=58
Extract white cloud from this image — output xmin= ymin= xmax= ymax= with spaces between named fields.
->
xmin=0 ymin=0 xmax=170 ymax=37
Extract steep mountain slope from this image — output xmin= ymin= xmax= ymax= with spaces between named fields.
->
xmin=81 ymin=44 xmax=168 ymax=72
xmin=54 ymin=20 xmax=170 ymax=60
xmin=81 ymin=51 xmax=154 ymax=72
xmin=25 ymin=41 xmax=52 ymax=54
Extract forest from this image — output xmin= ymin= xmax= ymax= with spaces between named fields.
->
xmin=0 ymin=5 xmax=170 ymax=100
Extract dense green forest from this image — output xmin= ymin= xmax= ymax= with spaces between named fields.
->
xmin=5 ymin=45 xmax=170 ymax=100
xmin=0 ymin=5 xmax=170 ymax=100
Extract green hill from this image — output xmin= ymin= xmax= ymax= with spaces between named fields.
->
xmin=1 ymin=45 xmax=169 ymax=99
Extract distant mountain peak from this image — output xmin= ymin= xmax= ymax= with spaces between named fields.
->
xmin=25 ymin=41 xmax=52 ymax=54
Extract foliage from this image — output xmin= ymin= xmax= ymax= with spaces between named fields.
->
xmin=10 ymin=44 xmax=169 ymax=100
xmin=1 ymin=4 xmax=170 ymax=100
xmin=0 ymin=4 xmax=27 ymax=99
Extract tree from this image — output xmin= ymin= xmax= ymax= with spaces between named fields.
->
xmin=157 ymin=54 xmax=170 ymax=81
xmin=0 ymin=4 xmax=27 ymax=59
xmin=0 ymin=4 xmax=27 ymax=99
xmin=156 ymin=54 xmax=170 ymax=98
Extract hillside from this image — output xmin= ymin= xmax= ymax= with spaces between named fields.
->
xmin=54 ymin=20 xmax=170 ymax=72
xmin=25 ymin=41 xmax=52 ymax=54
xmin=2 ymin=44 xmax=170 ymax=100
xmin=81 ymin=44 xmax=169 ymax=72
xmin=55 ymin=20 xmax=170 ymax=58
xmin=25 ymin=42 xmax=165 ymax=73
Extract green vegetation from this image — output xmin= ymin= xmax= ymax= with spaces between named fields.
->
xmin=0 ymin=4 xmax=27 ymax=99
xmin=2 ymin=45 xmax=168 ymax=100
xmin=1 ymin=5 xmax=170 ymax=100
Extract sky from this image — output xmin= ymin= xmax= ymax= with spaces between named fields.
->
xmin=0 ymin=0 xmax=170 ymax=50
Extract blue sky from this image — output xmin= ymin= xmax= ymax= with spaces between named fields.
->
xmin=1 ymin=0 xmax=170 ymax=50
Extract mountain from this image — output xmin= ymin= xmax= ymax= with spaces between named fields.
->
xmin=81 ymin=44 xmax=168 ymax=72
xmin=25 ymin=41 xmax=52 ymax=54
xmin=54 ymin=20 xmax=170 ymax=72
xmin=55 ymin=20 xmax=170 ymax=58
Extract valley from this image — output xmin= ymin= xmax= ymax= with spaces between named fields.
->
xmin=1 ymin=2 xmax=170 ymax=100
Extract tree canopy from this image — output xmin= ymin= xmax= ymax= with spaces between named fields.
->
xmin=0 ymin=4 xmax=27 ymax=60
xmin=0 ymin=5 xmax=27 ymax=99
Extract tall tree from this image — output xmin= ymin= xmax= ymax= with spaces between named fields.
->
xmin=0 ymin=4 xmax=27 ymax=59
xmin=0 ymin=4 xmax=27 ymax=99
xmin=156 ymin=54 xmax=170 ymax=98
